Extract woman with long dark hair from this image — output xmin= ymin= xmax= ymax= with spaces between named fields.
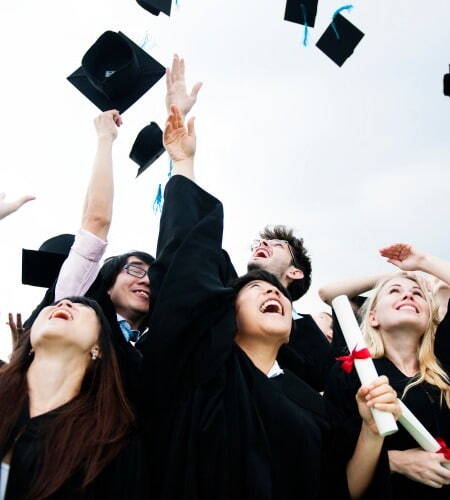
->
xmin=0 ymin=296 xmax=146 ymax=500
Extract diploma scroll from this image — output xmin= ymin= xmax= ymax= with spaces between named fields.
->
xmin=332 ymin=295 xmax=398 ymax=437
xmin=399 ymin=401 xmax=450 ymax=469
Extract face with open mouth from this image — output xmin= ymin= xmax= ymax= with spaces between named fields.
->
xmin=369 ymin=277 xmax=430 ymax=334
xmin=30 ymin=298 xmax=101 ymax=352
xmin=107 ymin=256 xmax=151 ymax=323
xmin=235 ymin=279 xmax=292 ymax=345
xmin=247 ymin=239 xmax=303 ymax=288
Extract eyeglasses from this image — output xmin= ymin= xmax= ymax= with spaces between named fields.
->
xmin=250 ymin=239 xmax=300 ymax=269
xmin=123 ymin=263 xmax=149 ymax=279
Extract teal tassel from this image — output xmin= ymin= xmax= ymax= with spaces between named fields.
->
xmin=331 ymin=4 xmax=353 ymax=40
xmin=175 ymin=0 xmax=179 ymax=7
xmin=140 ymin=32 xmax=150 ymax=49
xmin=153 ymin=184 xmax=163 ymax=213
xmin=168 ymin=159 xmax=173 ymax=178
xmin=300 ymin=3 xmax=309 ymax=46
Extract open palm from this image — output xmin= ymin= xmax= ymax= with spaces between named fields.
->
xmin=163 ymin=105 xmax=196 ymax=162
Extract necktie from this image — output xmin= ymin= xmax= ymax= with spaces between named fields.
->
xmin=118 ymin=320 xmax=140 ymax=342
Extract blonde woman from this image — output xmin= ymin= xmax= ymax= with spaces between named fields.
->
xmin=325 ymin=244 xmax=450 ymax=498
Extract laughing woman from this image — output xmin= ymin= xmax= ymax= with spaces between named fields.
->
xmin=137 ymin=106 xmax=400 ymax=500
xmin=0 ymin=297 xmax=146 ymax=500
xmin=325 ymin=258 xmax=450 ymax=498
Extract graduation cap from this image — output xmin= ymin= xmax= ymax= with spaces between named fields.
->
xmin=136 ymin=0 xmax=172 ymax=16
xmin=284 ymin=0 xmax=318 ymax=28
xmin=129 ymin=122 xmax=165 ymax=177
xmin=67 ymin=31 xmax=166 ymax=113
xmin=22 ymin=234 xmax=75 ymax=288
xmin=316 ymin=9 xmax=364 ymax=66
xmin=444 ymin=66 xmax=450 ymax=97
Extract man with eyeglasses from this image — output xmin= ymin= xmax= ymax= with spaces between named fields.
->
xmin=246 ymin=228 xmax=334 ymax=391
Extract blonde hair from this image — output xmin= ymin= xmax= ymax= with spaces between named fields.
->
xmin=361 ymin=272 xmax=450 ymax=408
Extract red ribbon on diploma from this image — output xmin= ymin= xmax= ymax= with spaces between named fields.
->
xmin=336 ymin=347 xmax=371 ymax=373
xmin=436 ymin=438 xmax=450 ymax=460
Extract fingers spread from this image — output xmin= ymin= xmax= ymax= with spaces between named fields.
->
xmin=187 ymin=117 xmax=196 ymax=137
xmin=191 ymin=81 xmax=203 ymax=98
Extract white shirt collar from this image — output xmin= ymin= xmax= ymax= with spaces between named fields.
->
xmin=267 ymin=360 xmax=284 ymax=378
xmin=292 ymin=308 xmax=303 ymax=320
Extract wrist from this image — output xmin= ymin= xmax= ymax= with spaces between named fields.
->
xmin=416 ymin=253 xmax=435 ymax=274
xmin=97 ymin=135 xmax=115 ymax=145
xmin=361 ymin=420 xmax=385 ymax=442
xmin=172 ymin=158 xmax=194 ymax=167
xmin=388 ymin=450 xmax=401 ymax=474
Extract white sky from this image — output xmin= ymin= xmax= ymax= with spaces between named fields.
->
xmin=1 ymin=0 xmax=449 ymax=359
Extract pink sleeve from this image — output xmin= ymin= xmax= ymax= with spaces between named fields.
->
xmin=54 ymin=229 xmax=108 ymax=301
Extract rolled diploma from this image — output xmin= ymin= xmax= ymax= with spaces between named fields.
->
xmin=399 ymin=401 xmax=450 ymax=469
xmin=332 ymin=295 xmax=398 ymax=437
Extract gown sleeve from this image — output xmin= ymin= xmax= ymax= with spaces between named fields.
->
xmin=137 ymin=176 xmax=237 ymax=406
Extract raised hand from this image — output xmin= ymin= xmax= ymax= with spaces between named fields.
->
xmin=165 ymin=54 xmax=202 ymax=118
xmin=94 ymin=110 xmax=122 ymax=141
xmin=163 ymin=105 xmax=196 ymax=162
xmin=0 ymin=192 xmax=35 ymax=221
xmin=379 ymin=243 xmax=426 ymax=271
xmin=356 ymin=375 xmax=400 ymax=435
xmin=6 ymin=313 xmax=24 ymax=351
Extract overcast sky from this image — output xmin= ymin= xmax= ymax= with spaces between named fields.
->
xmin=1 ymin=0 xmax=449 ymax=359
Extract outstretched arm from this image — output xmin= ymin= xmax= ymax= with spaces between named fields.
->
xmin=165 ymin=54 xmax=202 ymax=119
xmin=0 ymin=192 xmax=34 ymax=221
xmin=81 ymin=110 xmax=122 ymax=239
xmin=54 ymin=111 xmax=121 ymax=301
xmin=318 ymin=273 xmax=395 ymax=305
xmin=380 ymin=243 xmax=450 ymax=315
xmin=380 ymin=243 xmax=450 ymax=287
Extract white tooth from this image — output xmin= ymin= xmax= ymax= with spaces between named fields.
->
xmin=399 ymin=305 xmax=416 ymax=312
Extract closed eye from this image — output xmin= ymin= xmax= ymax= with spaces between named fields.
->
xmin=389 ymin=287 xmax=400 ymax=294
xmin=413 ymin=291 xmax=424 ymax=298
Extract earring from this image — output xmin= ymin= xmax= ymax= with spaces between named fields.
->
xmin=28 ymin=348 xmax=34 ymax=357
xmin=91 ymin=351 xmax=98 ymax=361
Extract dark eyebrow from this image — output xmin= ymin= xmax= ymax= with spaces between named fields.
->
xmin=128 ymin=261 xmax=147 ymax=267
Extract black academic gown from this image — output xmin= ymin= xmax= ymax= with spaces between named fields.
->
xmin=279 ymin=314 xmax=334 ymax=390
xmin=138 ymin=176 xmax=350 ymax=500
xmin=325 ymin=357 xmax=450 ymax=499
xmin=0 ymin=402 xmax=148 ymax=500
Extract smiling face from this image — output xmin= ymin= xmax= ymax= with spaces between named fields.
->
xmin=235 ymin=279 xmax=292 ymax=346
xmin=107 ymin=256 xmax=150 ymax=325
xmin=369 ymin=277 xmax=430 ymax=335
xmin=30 ymin=299 xmax=101 ymax=353
xmin=248 ymin=240 xmax=298 ymax=283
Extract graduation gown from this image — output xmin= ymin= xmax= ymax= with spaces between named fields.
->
xmin=278 ymin=314 xmax=334 ymax=391
xmin=0 ymin=402 xmax=148 ymax=500
xmin=138 ymin=176 xmax=350 ymax=500
xmin=325 ymin=357 xmax=450 ymax=499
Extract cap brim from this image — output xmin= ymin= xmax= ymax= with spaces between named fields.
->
xmin=135 ymin=148 xmax=165 ymax=177
xmin=137 ymin=0 xmax=171 ymax=16
xmin=22 ymin=249 xmax=68 ymax=288
xmin=67 ymin=32 xmax=166 ymax=113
